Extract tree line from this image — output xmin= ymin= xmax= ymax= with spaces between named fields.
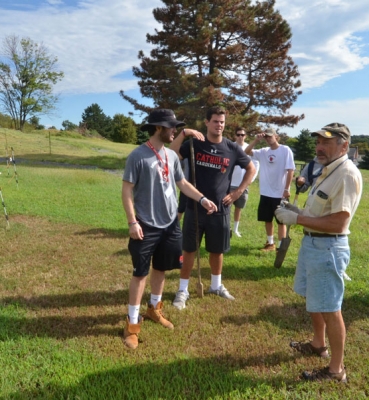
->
xmin=1 ymin=2 xmax=368 ymax=166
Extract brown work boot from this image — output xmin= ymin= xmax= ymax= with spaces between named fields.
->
xmin=123 ymin=316 xmax=142 ymax=349
xmin=261 ymin=241 xmax=276 ymax=251
xmin=144 ymin=301 xmax=174 ymax=329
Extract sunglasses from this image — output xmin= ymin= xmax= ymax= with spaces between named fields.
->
xmin=236 ymin=134 xmax=245 ymax=137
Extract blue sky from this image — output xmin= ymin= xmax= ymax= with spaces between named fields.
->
xmin=0 ymin=0 xmax=368 ymax=137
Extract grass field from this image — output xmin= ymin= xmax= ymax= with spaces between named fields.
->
xmin=0 ymin=128 xmax=368 ymax=399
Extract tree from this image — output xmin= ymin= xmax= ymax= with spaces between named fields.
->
xmin=0 ymin=35 xmax=64 ymax=131
xmin=28 ymin=115 xmax=44 ymax=130
xmin=61 ymin=120 xmax=78 ymax=131
xmin=111 ymin=114 xmax=137 ymax=143
xmin=358 ymin=150 xmax=369 ymax=170
xmin=120 ymin=0 xmax=303 ymax=135
xmin=81 ymin=103 xmax=112 ymax=138
xmin=136 ymin=129 xmax=149 ymax=145
xmin=294 ymin=129 xmax=316 ymax=162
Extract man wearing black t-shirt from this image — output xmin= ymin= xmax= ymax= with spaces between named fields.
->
xmin=170 ymin=106 xmax=256 ymax=309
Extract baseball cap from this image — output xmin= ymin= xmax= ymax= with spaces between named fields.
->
xmin=141 ymin=109 xmax=186 ymax=131
xmin=264 ymin=128 xmax=277 ymax=136
xmin=311 ymin=122 xmax=351 ymax=144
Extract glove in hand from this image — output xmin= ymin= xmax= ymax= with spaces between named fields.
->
xmin=280 ymin=200 xmax=302 ymax=215
xmin=275 ymin=207 xmax=298 ymax=225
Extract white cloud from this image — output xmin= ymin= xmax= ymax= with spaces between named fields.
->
xmin=0 ymin=0 xmax=369 ymax=134
xmin=0 ymin=0 xmax=162 ymax=94
xmin=283 ymin=98 xmax=369 ymax=136
xmin=275 ymin=0 xmax=369 ymax=89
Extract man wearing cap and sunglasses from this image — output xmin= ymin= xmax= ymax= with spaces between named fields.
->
xmin=230 ymin=127 xmax=259 ymax=237
xmin=275 ymin=123 xmax=362 ymax=382
xmin=122 ymin=109 xmax=218 ymax=349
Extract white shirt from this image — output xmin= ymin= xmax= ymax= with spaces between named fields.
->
xmin=252 ymin=145 xmax=295 ymax=198
xmin=231 ymin=142 xmax=259 ymax=187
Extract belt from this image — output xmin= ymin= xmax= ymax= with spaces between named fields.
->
xmin=303 ymin=230 xmax=346 ymax=238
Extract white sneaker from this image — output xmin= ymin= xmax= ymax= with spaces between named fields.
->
xmin=172 ymin=290 xmax=189 ymax=310
xmin=234 ymin=231 xmax=242 ymax=237
xmin=207 ymin=284 xmax=235 ymax=300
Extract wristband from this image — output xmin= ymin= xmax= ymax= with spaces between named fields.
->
xmin=284 ymin=189 xmax=289 ymax=192
xmin=182 ymin=129 xmax=186 ymax=137
xmin=128 ymin=221 xmax=138 ymax=226
xmin=199 ymin=196 xmax=206 ymax=205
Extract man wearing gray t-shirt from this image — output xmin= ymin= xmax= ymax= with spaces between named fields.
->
xmin=122 ymin=109 xmax=217 ymax=349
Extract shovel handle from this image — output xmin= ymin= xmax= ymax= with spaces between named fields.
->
xmin=293 ymin=177 xmax=303 ymax=206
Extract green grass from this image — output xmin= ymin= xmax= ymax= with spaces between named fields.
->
xmin=0 ymin=129 xmax=368 ymax=399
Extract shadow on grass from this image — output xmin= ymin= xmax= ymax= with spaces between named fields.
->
xmin=1 ymin=355 xmax=300 ymax=400
xmin=74 ymin=227 xmax=128 ymax=239
xmin=2 ymin=289 xmax=367 ymax=343
xmin=222 ymin=294 xmax=369 ymax=334
xmin=1 ymin=290 xmax=128 ymax=309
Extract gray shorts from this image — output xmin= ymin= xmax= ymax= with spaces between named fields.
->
xmin=182 ymin=207 xmax=230 ymax=253
xmin=231 ymin=186 xmax=248 ymax=209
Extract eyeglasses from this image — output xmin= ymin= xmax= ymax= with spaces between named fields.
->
xmin=236 ymin=134 xmax=245 ymax=137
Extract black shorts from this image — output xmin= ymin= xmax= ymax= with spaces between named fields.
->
xmin=182 ymin=207 xmax=230 ymax=253
xmin=128 ymin=218 xmax=183 ymax=277
xmin=177 ymin=191 xmax=188 ymax=214
xmin=257 ymin=195 xmax=283 ymax=224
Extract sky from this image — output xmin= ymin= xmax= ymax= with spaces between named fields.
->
xmin=0 ymin=0 xmax=369 ymax=137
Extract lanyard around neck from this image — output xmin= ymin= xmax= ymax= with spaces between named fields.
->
xmin=311 ymin=158 xmax=347 ymax=195
xmin=146 ymin=140 xmax=169 ymax=182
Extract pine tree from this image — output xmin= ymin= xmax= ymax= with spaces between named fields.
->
xmin=120 ymin=0 xmax=303 ymax=135
xmin=294 ymin=129 xmax=316 ymax=162
xmin=81 ymin=103 xmax=112 ymax=138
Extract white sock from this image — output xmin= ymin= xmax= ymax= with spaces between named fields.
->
xmin=128 ymin=304 xmax=140 ymax=324
xmin=234 ymin=221 xmax=240 ymax=232
xmin=211 ymin=274 xmax=222 ymax=290
xmin=150 ymin=294 xmax=162 ymax=308
xmin=278 ymin=240 xmax=282 ymax=248
xmin=179 ymin=278 xmax=189 ymax=294
xmin=267 ymin=235 xmax=274 ymax=244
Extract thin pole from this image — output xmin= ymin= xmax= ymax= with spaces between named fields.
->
xmin=10 ymin=147 xmax=18 ymax=188
xmin=0 ymin=187 xmax=10 ymax=229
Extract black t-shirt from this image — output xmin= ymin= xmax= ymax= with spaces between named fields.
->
xmin=180 ymin=136 xmax=251 ymax=215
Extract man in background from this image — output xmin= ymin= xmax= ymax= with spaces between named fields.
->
xmin=245 ymin=128 xmax=295 ymax=251
xmin=296 ymin=156 xmax=323 ymax=193
xmin=230 ymin=127 xmax=259 ymax=237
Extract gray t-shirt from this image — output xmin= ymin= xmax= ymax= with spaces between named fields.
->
xmin=123 ymin=144 xmax=184 ymax=228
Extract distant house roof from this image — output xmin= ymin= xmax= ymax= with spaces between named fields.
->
xmin=348 ymin=147 xmax=359 ymax=164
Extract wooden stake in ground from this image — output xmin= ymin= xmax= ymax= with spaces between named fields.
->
xmin=189 ymin=137 xmax=203 ymax=298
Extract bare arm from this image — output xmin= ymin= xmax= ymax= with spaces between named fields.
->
xmin=245 ymin=134 xmax=263 ymax=156
xmin=122 ymin=180 xmax=144 ymax=240
xmin=283 ymin=169 xmax=294 ymax=198
xmin=176 ymin=178 xmax=217 ymax=214
xmin=297 ymin=211 xmax=350 ymax=234
xmin=169 ymin=128 xmax=204 ymax=158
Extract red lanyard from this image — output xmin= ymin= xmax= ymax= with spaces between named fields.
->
xmin=146 ymin=141 xmax=169 ymax=182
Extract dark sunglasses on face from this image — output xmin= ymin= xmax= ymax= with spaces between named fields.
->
xmin=236 ymin=134 xmax=245 ymax=137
